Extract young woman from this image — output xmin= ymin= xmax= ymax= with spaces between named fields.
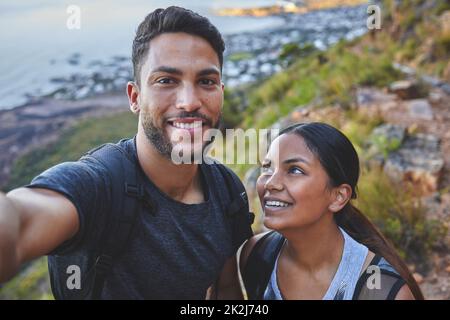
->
xmin=237 ymin=122 xmax=423 ymax=300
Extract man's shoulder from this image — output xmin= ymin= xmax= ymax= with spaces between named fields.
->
xmin=78 ymin=137 xmax=137 ymax=170
xmin=28 ymin=138 xmax=135 ymax=187
xmin=203 ymin=160 xmax=243 ymax=184
xmin=84 ymin=138 xmax=135 ymax=160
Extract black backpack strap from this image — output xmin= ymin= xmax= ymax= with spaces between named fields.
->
xmin=353 ymin=254 xmax=406 ymax=300
xmin=242 ymin=231 xmax=285 ymax=300
xmin=81 ymin=143 xmax=146 ymax=299
xmin=214 ymin=163 xmax=255 ymax=249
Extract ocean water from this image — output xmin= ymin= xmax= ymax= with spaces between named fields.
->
xmin=0 ymin=0 xmax=284 ymax=109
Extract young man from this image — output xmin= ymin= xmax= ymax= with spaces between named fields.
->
xmin=0 ymin=6 xmax=253 ymax=299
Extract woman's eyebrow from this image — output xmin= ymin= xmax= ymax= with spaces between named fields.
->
xmin=283 ymin=157 xmax=310 ymax=165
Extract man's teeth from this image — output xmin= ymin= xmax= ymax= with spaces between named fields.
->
xmin=172 ymin=121 xmax=202 ymax=129
xmin=266 ymin=200 xmax=290 ymax=207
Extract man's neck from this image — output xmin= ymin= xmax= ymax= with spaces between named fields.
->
xmin=135 ymin=131 xmax=203 ymax=203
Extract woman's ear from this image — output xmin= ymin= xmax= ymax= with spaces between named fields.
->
xmin=328 ymin=184 xmax=352 ymax=213
xmin=127 ymin=81 xmax=140 ymax=114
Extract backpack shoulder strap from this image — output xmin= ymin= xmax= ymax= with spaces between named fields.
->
xmin=81 ymin=143 xmax=146 ymax=299
xmin=241 ymin=231 xmax=285 ymax=300
xmin=213 ymin=163 xmax=255 ymax=249
xmin=353 ymin=254 xmax=406 ymax=300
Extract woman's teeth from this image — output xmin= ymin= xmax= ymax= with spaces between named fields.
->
xmin=266 ymin=200 xmax=290 ymax=207
xmin=172 ymin=122 xmax=202 ymax=129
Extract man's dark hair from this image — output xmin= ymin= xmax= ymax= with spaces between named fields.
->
xmin=132 ymin=6 xmax=225 ymax=85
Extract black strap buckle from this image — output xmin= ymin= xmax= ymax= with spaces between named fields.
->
xmin=125 ymin=183 xmax=144 ymax=198
xmin=125 ymin=183 xmax=156 ymax=214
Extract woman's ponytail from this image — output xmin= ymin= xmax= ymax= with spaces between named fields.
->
xmin=336 ymin=204 xmax=424 ymax=300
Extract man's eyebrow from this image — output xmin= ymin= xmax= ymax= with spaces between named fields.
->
xmin=197 ymin=68 xmax=221 ymax=77
xmin=283 ymin=157 xmax=310 ymax=165
xmin=151 ymin=66 xmax=183 ymax=75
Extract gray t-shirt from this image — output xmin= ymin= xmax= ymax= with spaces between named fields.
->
xmin=27 ymin=137 xmax=253 ymax=299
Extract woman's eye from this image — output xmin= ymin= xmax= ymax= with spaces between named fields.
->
xmin=289 ymin=166 xmax=304 ymax=175
xmin=261 ymin=165 xmax=272 ymax=174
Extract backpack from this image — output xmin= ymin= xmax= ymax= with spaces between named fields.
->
xmin=239 ymin=231 xmax=406 ymax=300
xmin=49 ymin=142 xmax=254 ymax=299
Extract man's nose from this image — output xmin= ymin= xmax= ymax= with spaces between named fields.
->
xmin=176 ymin=83 xmax=202 ymax=112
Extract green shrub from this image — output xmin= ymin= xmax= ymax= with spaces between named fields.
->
xmin=223 ymin=88 xmax=246 ymax=128
xmin=355 ymin=168 xmax=447 ymax=268
xmin=0 ymin=257 xmax=52 ymax=300
xmin=341 ymin=110 xmax=383 ymax=154
xmin=279 ymin=42 xmax=316 ymax=67
xmin=434 ymin=33 xmax=450 ymax=60
xmin=370 ymin=135 xmax=402 ymax=159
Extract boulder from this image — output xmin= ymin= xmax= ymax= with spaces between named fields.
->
xmin=388 ymin=80 xmax=421 ymax=100
xmin=371 ymin=123 xmax=406 ymax=145
xmin=383 ymin=133 xmax=444 ymax=195
xmin=405 ymin=99 xmax=434 ymax=121
xmin=356 ymin=87 xmax=398 ymax=118
xmin=367 ymin=124 xmax=406 ymax=167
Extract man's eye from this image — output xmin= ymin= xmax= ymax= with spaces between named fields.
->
xmin=199 ymin=79 xmax=216 ymax=86
xmin=157 ymin=78 xmax=175 ymax=84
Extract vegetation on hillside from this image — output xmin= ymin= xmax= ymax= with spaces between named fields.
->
xmin=5 ymin=112 xmax=137 ymax=191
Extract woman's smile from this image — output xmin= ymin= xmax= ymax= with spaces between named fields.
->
xmin=263 ymin=196 xmax=293 ymax=215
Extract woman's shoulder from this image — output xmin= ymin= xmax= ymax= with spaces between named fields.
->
xmin=362 ymin=252 xmax=402 ymax=275
xmin=238 ymin=231 xmax=272 ymax=271
xmin=355 ymin=251 xmax=414 ymax=300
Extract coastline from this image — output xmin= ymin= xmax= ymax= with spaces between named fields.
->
xmin=0 ymin=91 xmax=129 ymax=189
xmin=0 ymin=4 xmax=368 ymax=189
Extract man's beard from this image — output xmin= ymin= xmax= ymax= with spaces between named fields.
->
xmin=141 ymin=110 xmax=221 ymax=161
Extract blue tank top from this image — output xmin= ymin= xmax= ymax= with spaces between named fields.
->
xmin=263 ymin=227 xmax=369 ymax=300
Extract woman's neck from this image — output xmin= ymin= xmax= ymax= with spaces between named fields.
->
xmin=282 ymin=218 xmax=344 ymax=274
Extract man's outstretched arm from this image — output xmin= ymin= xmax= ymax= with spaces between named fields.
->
xmin=0 ymin=188 xmax=79 ymax=282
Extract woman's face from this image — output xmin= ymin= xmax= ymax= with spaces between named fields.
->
xmin=257 ymin=133 xmax=336 ymax=232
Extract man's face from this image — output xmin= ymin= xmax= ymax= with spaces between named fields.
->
xmin=131 ymin=32 xmax=224 ymax=162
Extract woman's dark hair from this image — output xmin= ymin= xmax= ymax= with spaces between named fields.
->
xmin=279 ymin=122 xmax=424 ymax=300
xmin=132 ymin=6 xmax=225 ymax=86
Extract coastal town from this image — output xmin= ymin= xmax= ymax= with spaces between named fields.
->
xmin=0 ymin=3 xmax=369 ymax=188
xmin=18 ymin=4 xmax=369 ymax=104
